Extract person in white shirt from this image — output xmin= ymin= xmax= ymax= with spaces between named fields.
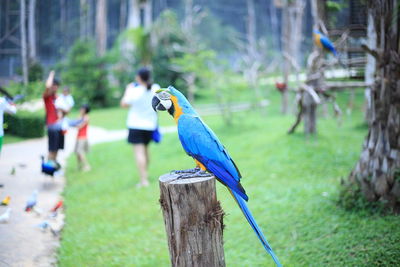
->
xmin=121 ymin=68 xmax=160 ymax=188
xmin=0 ymin=96 xmax=17 ymax=154
xmin=55 ymin=86 xmax=74 ymax=130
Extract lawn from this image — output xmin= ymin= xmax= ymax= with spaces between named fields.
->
xmin=58 ymin=91 xmax=400 ymax=266
xmin=2 ymin=134 xmax=26 ymax=144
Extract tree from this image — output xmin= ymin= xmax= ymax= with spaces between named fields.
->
xmin=96 ymin=0 xmax=107 ymax=56
xmin=28 ymin=0 xmax=36 ymax=62
xmin=345 ymin=0 xmax=400 ymax=211
xmin=20 ymin=0 xmax=28 ymax=85
xmin=364 ymin=8 xmax=377 ymax=123
xmin=280 ymin=0 xmax=305 ymax=114
xmin=80 ymin=0 xmax=89 ymax=40
xmin=61 ymin=41 xmax=109 ymax=107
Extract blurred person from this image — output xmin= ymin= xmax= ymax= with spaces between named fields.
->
xmin=0 ymin=94 xmax=17 ymax=155
xmin=74 ymin=104 xmax=91 ymax=172
xmin=120 ymin=68 xmax=160 ymax=187
xmin=55 ymin=86 xmax=74 ymax=131
xmin=55 ymin=86 xmax=74 ymax=113
xmin=43 ymin=70 xmax=63 ymax=164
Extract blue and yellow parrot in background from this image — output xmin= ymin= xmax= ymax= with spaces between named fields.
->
xmin=313 ymin=29 xmax=338 ymax=56
xmin=152 ymin=86 xmax=282 ymax=267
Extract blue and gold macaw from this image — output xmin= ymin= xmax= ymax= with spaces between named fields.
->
xmin=152 ymin=86 xmax=282 ymax=267
xmin=313 ymin=29 xmax=338 ymax=56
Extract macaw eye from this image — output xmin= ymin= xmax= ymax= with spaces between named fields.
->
xmin=158 ymin=91 xmax=171 ymax=100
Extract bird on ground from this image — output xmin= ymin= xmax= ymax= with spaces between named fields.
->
xmin=0 ymin=208 xmax=11 ymax=223
xmin=1 ymin=196 xmax=10 ymax=206
xmin=25 ymin=190 xmax=38 ymax=212
xmin=50 ymin=200 xmax=63 ymax=212
xmin=152 ymin=86 xmax=282 ymax=267
xmin=41 ymin=156 xmax=60 ymax=176
xmin=37 ymin=221 xmax=50 ymax=232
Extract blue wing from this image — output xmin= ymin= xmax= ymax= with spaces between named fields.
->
xmin=177 ymin=114 xmax=248 ymax=201
xmin=320 ymin=36 xmax=337 ymax=56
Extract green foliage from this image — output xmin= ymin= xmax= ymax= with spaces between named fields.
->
xmin=326 ymin=1 xmax=345 ymax=12
xmin=28 ymin=62 xmax=44 ymax=82
xmin=4 ymin=112 xmax=45 ymax=138
xmin=108 ymin=27 xmax=152 ymax=90
xmin=60 ymin=40 xmax=110 ymax=107
xmin=326 ymin=0 xmax=349 ymax=28
xmin=5 ymin=81 xmax=45 ymax=101
xmin=171 ymin=49 xmax=217 ymax=94
xmin=151 ymin=10 xmax=186 ymax=88
xmin=194 ymin=10 xmax=239 ymax=54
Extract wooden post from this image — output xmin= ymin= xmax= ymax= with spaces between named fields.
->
xmin=159 ymin=173 xmax=225 ymax=267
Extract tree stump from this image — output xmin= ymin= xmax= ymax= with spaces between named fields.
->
xmin=159 ymin=173 xmax=225 ymax=267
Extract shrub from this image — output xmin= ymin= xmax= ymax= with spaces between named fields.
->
xmin=4 ymin=112 xmax=45 ymax=138
xmin=5 ymin=81 xmax=45 ymax=101
xmin=60 ymin=40 xmax=110 ymax=107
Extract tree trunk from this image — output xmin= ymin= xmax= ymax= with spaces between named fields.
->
xmin=60 ymin=0 xmax=67 ymax=48
xmin=159 ymin=173 xmax=225 ymax=267
xmin=28 ymin=0 xmax=36 ymax=62
xmin=270 ymin=0 xmax=279 ymax=51
xmin=281 ymin=4 xmax=290 ymax=114
xmin=348 ymin=0 xmax=400 ymax=210
xmin=304 ymin=0 xmax=326 ymax=135
xmin=364 ymin=9 xmax=377 ymax=124
xmin=80 ymin=0 xmax=88 ymax=40
xmin=303 ymin=91 xmax=317 ymax=135
xmin=95 ymin=0 xmax=107 ymax=56
xmin=119 ymin=0 xmax=127 ymax=31
xmin=281 ymin=0 xmax=304 ymax=115
xmin=128 ymin=0 xmax=140 ymax=28
xmin=20 ymin=0 xmax=28 ymax=85
xmin=246 ymin=0 xmax=256 ymax=58
xmin=143 ymin=0 xmax=152 ymax=30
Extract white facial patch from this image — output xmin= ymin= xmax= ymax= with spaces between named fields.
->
xmin=160 ymin=99 xmax=172 ymax=110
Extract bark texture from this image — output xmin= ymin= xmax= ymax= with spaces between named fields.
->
xmin=28 ymin=0 xmax=36 ymax=62
xmin=159 ymin=173 xmax=225 ymax=267
xmin=349 ymin=0 xmax=400 ymax=210
xmin=20 ymin=0 xmax=28 ymax=85
xmin=281 ymin=0 xmax=305 ymax=114
xmin=95 ymin=0 xmax=107 ymax=56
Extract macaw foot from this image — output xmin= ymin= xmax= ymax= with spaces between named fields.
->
xmin=171 ymin=167 xmax=200 ymax=175
xmin=176 ymin=170 xmax=213 ymax=179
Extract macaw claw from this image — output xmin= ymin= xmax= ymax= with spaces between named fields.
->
xmin=171 ymin=167 xmax=200 ymax=175
xmin=175 ymin=170 xmax=213 ymax=179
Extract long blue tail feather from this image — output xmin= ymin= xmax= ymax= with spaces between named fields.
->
xmin=231 ymin=190 xmax=282 ymax=267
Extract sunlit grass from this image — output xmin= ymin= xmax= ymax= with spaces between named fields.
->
xmin=58 ymin=91 xmax=400 ymax=266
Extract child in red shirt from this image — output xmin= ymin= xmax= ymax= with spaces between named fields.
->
xmin=74 ymin=104 xmax=90 ymax=171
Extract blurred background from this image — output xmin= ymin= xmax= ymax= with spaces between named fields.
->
xmin=1 ymin=0 xmax=399 ymax=266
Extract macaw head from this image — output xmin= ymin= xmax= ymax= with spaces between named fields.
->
xmin=152 ymin=86 xmax=197 ymax=119
xmin=313 ymin=29 xmax=322 ymax=35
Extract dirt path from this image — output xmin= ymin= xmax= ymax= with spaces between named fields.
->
xmin=0 ymin=126 xmax=137 ymax=267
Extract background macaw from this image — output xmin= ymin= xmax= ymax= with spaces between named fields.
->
xmin=152 ymin=86 xmax=282 ymax=267
xmin=313 ymin=29 xmax=338 ymax=56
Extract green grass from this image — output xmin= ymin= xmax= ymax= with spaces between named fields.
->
xmin=59 ymin=91 xmax=400 ymax=266
xmin=2 ymin=134 xmax=26 ymax=144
